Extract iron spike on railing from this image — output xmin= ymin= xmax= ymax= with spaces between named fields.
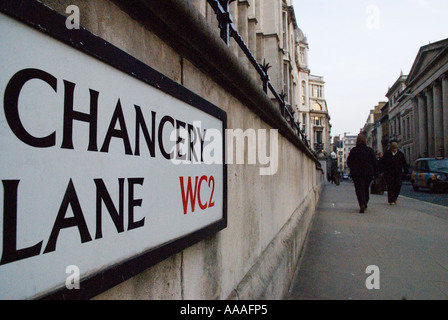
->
xmin=279 ymin=91 xmax=287 ymax=117
xmin=259 ymin=59 xmax=271 ymax=93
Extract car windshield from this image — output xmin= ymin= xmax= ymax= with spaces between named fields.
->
xmin=428 ymin=159 xmax=448 ymax=171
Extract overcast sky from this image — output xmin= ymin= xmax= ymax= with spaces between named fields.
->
xmin=292 ymin=0 xmax=448 ymax=138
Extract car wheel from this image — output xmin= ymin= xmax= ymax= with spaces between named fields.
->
xmin=412 ymin=182 xmax=419 ymax=191
xmin=428 ymin=181 xmax=437 ymax=193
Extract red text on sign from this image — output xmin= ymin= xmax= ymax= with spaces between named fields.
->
xmin=179 ymin=176 xmax=215 ymax=215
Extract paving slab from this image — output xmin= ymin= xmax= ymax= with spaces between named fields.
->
xmin=287 ymin=181 xmax=448 ymax=300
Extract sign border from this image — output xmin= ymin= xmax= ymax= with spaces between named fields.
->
xmin=0 ymin=0 xmax=227 ymax=300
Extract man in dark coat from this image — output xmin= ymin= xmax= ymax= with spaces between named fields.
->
xmin=382 ymin=142 xmax=409 ymax=205
xmin=347 ymin=134 xmax=378 ymax=213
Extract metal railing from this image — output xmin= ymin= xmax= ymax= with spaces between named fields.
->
xmin=206 ymin=0 xmax=316 ymax=157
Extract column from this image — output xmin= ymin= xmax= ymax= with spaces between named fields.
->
xmin=417 ymin=93 xmax=428 ymax=157
xmin=238 ymin=0 xmax=249 ymax=71
xmin=229 ymin=1 xmax=239 ymax=56
xmin=248 ymin=15 xmax=258 ymax=83
xmin=433 ymin=80 xmax=444 ymax=157
xmin=442 ymin=74 xmax=448 ymax=158
xmin=412 ymin=97 xmax=420 ymax=160
xmin=425 ymin=86 xmax=435 ymax=157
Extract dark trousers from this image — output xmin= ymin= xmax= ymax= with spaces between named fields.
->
xmin=385 ymin=174 xmax=402 ymax=203
xmin=352 ymin=175 xmax=373 ymax=207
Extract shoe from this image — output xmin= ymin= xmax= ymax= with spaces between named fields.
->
xmin=359 ymin=205 xmax=366 ymax=213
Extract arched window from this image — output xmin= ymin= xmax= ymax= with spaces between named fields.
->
xmin=313 ymin=102 xmax=322 ymax=111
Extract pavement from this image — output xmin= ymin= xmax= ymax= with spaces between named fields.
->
xmin=287 ymin=180 xmax=448 ymax=300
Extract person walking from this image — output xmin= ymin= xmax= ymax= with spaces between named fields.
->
xmin=382 ymin=142 xmax=409 ymax=205
xmin=329 ymin=152 xmax=339 ymax=185
xmin=347 ymin=134 xmax=378 ymax=213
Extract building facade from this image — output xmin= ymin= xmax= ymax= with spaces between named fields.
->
xmin=382 ymin=38 xmax=448 ymax=165
xmin=407 ymin=38 xmax=448 ymax=161
xmin=342 ymin=133 xmax=357 ymax=174
xmin=386 ymin=72 xmax=413 ymax=160
xmin=294 ymin=28 xmax=331 ymax=157
xmin=361 ymin=102 xmax=385 ymax=154
xmin=217 ymin=0 xmax=332 ymax=157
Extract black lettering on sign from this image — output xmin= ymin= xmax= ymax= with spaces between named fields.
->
xmin=0 ymin=178 xmax=145 ymax=265
xmin=61 ymin=80 xmax=99 ymax=151
xmin=3 ymin=69 xmax=57 ymax=148
xmin=0 ymin=180 xmax=43 ymax=265
xmin=3 ymin=68 xmax=210 ymax=162
xmin=43 ymin=179 xmax=93 ymax=254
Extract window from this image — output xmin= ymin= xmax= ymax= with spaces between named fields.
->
xmin=282 ymin=11 xmax=287 ymax=51
xmin=311 ymin=85 xmax=322 ymax=98
xmin=403 ymin=118 xmax=406 ymax=138
xmin=313 ymin=85 xmax=318 ymax=97
xmin=428 ymin=159 xmax=448 ymax=171
xmin=407 ymin=117 xmax=410 ymax=139
xmin=300 ymin=48 xmax=305 ymax=64
xmin=283 ymin=63 xmax=289 ymax=103
xmin=316 ymin=131 xmax=322 ymax=144
xmin=313 ymin=102 xmax=322 ymax=111
xmin=314 ymin=116 xmax=321 ymax=126
xmin=302 ymin=113 xmax=307 ymax=132
xmin=301 ymin=81 xmax=306 ymax=105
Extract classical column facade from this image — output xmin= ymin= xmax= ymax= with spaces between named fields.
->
xmin=425 ymin=86 xmax=435 ymax=157
xmin=418 ymin=93 xmax=428 ymax=157
xmin=442 ymin=74 xmax=448 ymax=158
xmin=413 ymin=97 xmax=420 ymax=159
xmin=433 ymin=80 xmax=444 ymax=157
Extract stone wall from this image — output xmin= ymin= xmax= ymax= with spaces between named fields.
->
xmin=41 ymin=0 xmax=325 ymax=299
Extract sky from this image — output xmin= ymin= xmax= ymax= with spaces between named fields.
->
xmin=292 ymin=0 xmax=448 ymax=139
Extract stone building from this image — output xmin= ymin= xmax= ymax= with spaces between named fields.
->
xmin=209 ymin=0 xmax=331 ymax=157
xmin=342 ymin=133 xmax=357 ymax=174
xmin=379 ymin=101 xmax=390 ymax=151
xmin=371 ymin=102 xmax=386 ymax=154
xmin=386 ymin=71 xmax=412 ymax=160
xmin=383 ymin=38 xmax=448 ymax=164
xmin=408 ymin=38 xmax=448 ymax=160
xmin=295 ymin=28 xmax=331 ymax=157
xmin=361 ymin=102 xmax=384 ymax=154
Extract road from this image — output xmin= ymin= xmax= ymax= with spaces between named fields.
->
xmin=400 ymin=182 xmax=448 ymax=208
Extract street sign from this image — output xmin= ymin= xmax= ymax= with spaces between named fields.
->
xmin=0 ymin=1 xmax=227 ymax=299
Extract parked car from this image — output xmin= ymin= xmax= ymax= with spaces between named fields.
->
xmin=411 ymin=157 xmax=448 ymax=192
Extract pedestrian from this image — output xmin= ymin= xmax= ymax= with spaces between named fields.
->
xmin=329 ymin=152 xmax=338 ymax=184
xmin=347 ymin=134 xmax=378 ymax=213
xmin=382 ymin=142 xmax=409 ymax=205
xmin=372 ymin=152 xmax=385 ymax=194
